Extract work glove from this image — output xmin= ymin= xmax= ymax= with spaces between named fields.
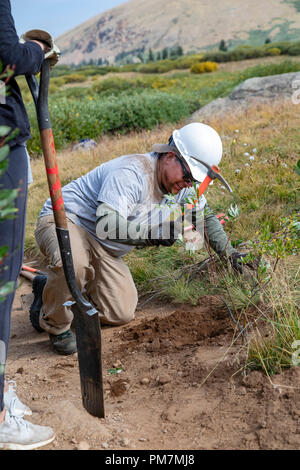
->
xmin=144 ymin=221 xmax=177 ymax=247
xmin=20 ymin=29 xmax=60 ymax=67
xmin=228 ymin=252 xmax=249 ymax=274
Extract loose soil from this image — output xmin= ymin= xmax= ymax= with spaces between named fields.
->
xmin=6 ymin=268 xmax=300 ymax=450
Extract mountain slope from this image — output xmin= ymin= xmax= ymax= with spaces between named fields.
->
xmin=56 ymin=0 xmax=300 ymax=65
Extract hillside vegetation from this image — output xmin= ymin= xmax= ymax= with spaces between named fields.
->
xmin=18 ymin=55 xmax=300 ymax=157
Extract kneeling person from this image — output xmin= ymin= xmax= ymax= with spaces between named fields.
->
xmin=30 ymin=123 xmax=241 ymax=355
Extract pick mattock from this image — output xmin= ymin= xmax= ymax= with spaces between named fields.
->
xmin=26 ymin=60 xmax=104 ymax=418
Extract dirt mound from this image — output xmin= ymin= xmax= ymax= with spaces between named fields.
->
xmin=120 ymin=297 xmax=231 ymax=354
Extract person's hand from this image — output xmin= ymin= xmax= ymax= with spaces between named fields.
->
xmin=20 ymin=29 xmax=60 ymax=67
xmin=228 ymin=252 xmax=248 ymax=274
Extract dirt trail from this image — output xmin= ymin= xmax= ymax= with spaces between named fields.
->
xmin=6 ymin=272 xmax=300 ymax=450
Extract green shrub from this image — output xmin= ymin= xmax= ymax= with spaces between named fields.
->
xmin=63 ymin=73 xmax=87 ymax=84
xmin=137 ymin=61 xmax=174 ymax=73
xmin=287 ymin=43 xmax=300 ymax=56
xmin=91 ymin=76 xmax=151 ymax=95
xmin=265 ymin=41 xmax=292 ymax=54
xmin=240 ymin=60 xmax=300 ymax=80
xmin=191 ymin=61 xmax=218 ymax=73
xmin=26 ymin=91 xmax=190 ymax=155
xmin=267 ymin=47 xmax=281 ymax=56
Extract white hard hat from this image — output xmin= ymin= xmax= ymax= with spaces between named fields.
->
xmin=172 ymin=123 xmax=223 ymax=182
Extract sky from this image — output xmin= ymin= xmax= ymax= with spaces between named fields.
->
xmin=11 ymin=0 xmax=127 ymax=38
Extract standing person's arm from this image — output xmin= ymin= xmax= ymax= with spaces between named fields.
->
xmin=0 ymin=0 xmax=44 ymax=75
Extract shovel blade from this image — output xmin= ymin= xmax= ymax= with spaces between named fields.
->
xmin=72 ymin=303 xmax=104 ymax=418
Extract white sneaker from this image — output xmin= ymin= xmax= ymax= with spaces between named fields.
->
xmin=0 ymin=409 xmax=55 ymax=450
xmin=4 ymin=381 xmax=32 ymax=417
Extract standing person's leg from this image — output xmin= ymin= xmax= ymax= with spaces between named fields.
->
xmin=0 ymin=145 xmax=28 ymax=415
xmin=0 ymin=145 xmax=54 ymax=450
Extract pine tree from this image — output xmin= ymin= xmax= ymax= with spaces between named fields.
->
xmin=219 ymin=40 xmax=227 ymax=52
xmin=176 ymin=45 xmax=183 ymax=57
xmin=148 ymin=48 xmax=154 ymax=62
xmin=162 ymin=47 xmax=168 ymax=59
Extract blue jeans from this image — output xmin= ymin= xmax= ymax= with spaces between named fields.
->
xmin=0 ymin=145 xmax=28 ymax=411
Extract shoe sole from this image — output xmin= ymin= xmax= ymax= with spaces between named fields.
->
xmin=29 ymin=308 xmax=45 ymax=333
xmin=29 ymin=275 xmax=47 ymax=333
xmin=0 ymin=434 xmax=55 ymax=450
xmin=52 ymin=347 xmax=77 ymax=356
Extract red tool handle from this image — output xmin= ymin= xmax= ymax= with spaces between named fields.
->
xmin=196 ymin=165 xmax=220 ymax=199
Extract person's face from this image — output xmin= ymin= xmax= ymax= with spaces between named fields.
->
xmin=158 ymin=152 xmax=195 ymax=194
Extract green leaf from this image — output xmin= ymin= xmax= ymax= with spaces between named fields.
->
xmin=0 ymin=126 xmax=11 ymax=137
xmin=0 ymin=145 xmax=9 ymax=162
xmin=5 ymin=128 xmax=19 ymax=143
xmin=0 ymin=188 xmax=18 ymax=209
xmin=0 ymin=281 xmax=15 ymax=303
xmin=0 ymin=158 xmax=8 ymax=177
xmin=0 ymin=245 xmax=8 ymax=260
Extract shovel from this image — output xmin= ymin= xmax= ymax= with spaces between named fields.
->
xmin=26 ymin=60 xmax=104 ymax=418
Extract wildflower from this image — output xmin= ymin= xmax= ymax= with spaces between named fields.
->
xmin=252 ymin=148 xmax=257 ymax=153
xmin=234 ymin=129 xmax=239 ymax=133
xmin=282 ymin=163 xmax=288 ymax=168
xmin=243 ymin=143 xmax=248 ymax=146
xmin=245 ymin=163 xmax=250 ymax=167
xmin=235 ymin=169 xmax=241 ymax=174
xmin=244 ymin=152 xmax=250 ymax=157
xmin=249 ymin=156 xmax=255 ymax=161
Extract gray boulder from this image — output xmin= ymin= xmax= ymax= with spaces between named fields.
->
xmin=190 ymin=72 xmax=300 ymax=121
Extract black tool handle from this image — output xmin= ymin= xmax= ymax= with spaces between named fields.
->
xmin=26 ymin=61 xmax=104 ymax=418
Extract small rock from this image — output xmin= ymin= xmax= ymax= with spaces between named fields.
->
xmin=120 ymin=437 xmax=130 ymax=447
xmin=113 ymin=359 xmax=122 ymax=368
xmin=77 ymin=441 xmax=90 ymax=451
xmin=140 ymin=377 xmax=150 ymax=385
xmin=16 ymin=367 xmax=24 ymax=374
xmin=102 ymin=442 xmax=109 ymax=449
xmin=139 ymin=437 xmax=146 ymax=442
xmin=157 ymin=374 xmax=171 ymax=385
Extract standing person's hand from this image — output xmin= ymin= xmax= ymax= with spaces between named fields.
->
xmin=20 ymin=29 xmax=60 ymax=67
